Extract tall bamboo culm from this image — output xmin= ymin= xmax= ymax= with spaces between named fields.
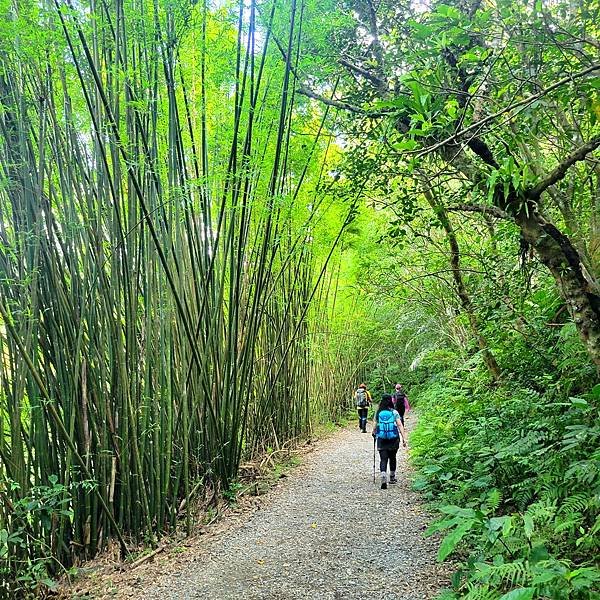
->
xmin=0 ymin=0 xmax=359 ymax=589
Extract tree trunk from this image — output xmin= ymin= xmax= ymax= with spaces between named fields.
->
xmin=424 ymin=188 xmax=502 ymax=381
xmin=592 ymin=171 xmax=600 ymax=275
xmin=513 ymin=207 xmax=600 ymax=370
xmin=458 ymin=135 xmax=600 ymax=372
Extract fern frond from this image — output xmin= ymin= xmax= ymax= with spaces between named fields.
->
xmin=558 ymin=493 xmax=593 ymax=516
xmin=538 ymin=476 xmax=567 ymax=499
xmin=484 ymin=560 xmax=531 ymax=587
xmin=564 ymin=459 xmax=599 ymax=486
xmin=553 ymin=515 xmax=583 ymax=534
xmin=525 ymin=499 xmax=556 ymax=526
xmin=485 ymin=488 xmax=502 ymax=512
xmin=462 ymin=583 xmax=498 ymax=600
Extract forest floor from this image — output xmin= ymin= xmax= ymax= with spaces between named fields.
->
xmin=64 ymin=420 xmax=450 ymax=599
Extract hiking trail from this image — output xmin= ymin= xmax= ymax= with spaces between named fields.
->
xmin=96 ymin=424 xmax=449 ymax=599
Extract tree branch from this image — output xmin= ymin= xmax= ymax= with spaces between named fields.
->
xmin=295 ymin=86 xmax=366 ymax=113
xmin=364 ymin=0 xmax=384 ymax=69
xmin=416 ymin=63 xmax=600 ymax=158
xmin=528 ymin=134 xmax=600 ymax=199
xmin=465 ymin=137 xmax=500 ymax=168
xmin=339 ymin=57 xmax=388 ymax=91
xmin=446 ymin=203 xmax=510 ymax=219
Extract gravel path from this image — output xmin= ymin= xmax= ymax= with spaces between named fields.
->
xmin=138 ymin=425 xmax=449 ymax=600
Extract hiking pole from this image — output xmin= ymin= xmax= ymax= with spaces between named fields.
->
xmin=372 ymin=436 xmax=376 ymax=484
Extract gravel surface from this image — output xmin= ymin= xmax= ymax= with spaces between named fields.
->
xmin=138 ymin=424 xmax=450 ymax=600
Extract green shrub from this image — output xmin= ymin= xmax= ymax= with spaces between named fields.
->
xmin=1 ymin=476 xmax=74 ymax=598
xmin=412 ymin=375 xmax=600 ymax=600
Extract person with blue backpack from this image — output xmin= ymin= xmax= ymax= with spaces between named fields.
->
xmin=372 ymin=394 xmax=408 ymax=489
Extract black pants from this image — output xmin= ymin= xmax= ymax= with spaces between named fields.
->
xmin=378 ymin=439 xmax=399 ymax=472
xmin=395 ymin=404 xmax=405 ymax=426
xmin=357 ymin=407 xmax=368 ymax=431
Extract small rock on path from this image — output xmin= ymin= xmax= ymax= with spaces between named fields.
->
xmin=138 ymin=425 xmax=449 ymax=600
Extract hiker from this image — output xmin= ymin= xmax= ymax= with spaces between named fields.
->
xmin=355 ymin=383 xmax=372 ymax=433
xmin=373 ymin=394 xmax=407 ymax=489
xmin=391 ymin=383 xmax=410 ymax=425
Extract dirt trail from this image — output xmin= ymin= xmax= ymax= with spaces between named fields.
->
xmin=119 ymin=424 xmax=449 ymax=600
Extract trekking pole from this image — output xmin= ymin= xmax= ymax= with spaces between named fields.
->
xmin=372 ymin=436 xmax=376 ymax=484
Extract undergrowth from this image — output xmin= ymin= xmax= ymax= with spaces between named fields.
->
xmin=411 ymin=355 xmax=600 ymax=600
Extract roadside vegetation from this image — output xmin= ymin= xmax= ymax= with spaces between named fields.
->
xmin=412 ymin=350 xmax=599 ymax=599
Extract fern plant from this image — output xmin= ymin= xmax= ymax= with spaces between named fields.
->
xmin=413 ymin=374 xmax=600 ymax=599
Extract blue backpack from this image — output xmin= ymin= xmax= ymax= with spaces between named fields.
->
xmin=376 ymin=410 xmax=399 ymax=440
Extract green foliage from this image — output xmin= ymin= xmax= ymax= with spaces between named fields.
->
xmin=412 ymin=367 xmax=600 ymax=599
xmin=298 ymin=0 xmax=600 ymax=596
xmin=0 ymin=477 xmax=74 ymax=598
xmin=1 ymin=0 xmax=600 ymax=592
xmin=0 ymin=0 xmax=363 ymax=587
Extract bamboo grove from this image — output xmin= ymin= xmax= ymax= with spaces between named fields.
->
xmin=0 ymin=0 xmax=362 ymax=585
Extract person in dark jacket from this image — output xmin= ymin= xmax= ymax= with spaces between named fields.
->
xmin=391 ymin=383 xmax=410 ymax=425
